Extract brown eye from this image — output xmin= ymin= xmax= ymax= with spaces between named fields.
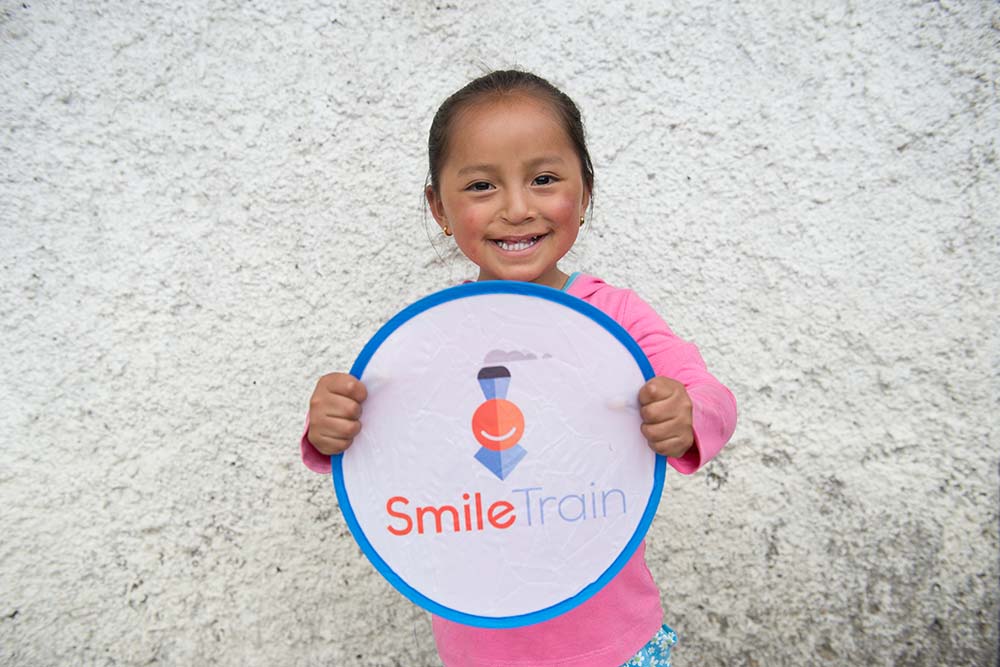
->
xmin=468 ymin=181 xmax=493 ymax=192
xmin=533 ymin=175 xmax=556 ymax=186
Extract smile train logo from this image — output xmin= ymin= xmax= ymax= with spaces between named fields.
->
xmin=471 ymin=366 xmax=526 ymax=480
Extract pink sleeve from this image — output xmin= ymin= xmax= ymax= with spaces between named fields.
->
xmin=622 ymin=291 xmax=737 ymax=475
xmin=300 ymin=418 xmax=332 ymax=474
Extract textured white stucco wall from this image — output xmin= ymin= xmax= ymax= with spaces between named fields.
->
xmin=2 ymin=1 xmax=998 ymax=665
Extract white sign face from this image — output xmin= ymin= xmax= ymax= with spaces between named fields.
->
xmin=333 ymin=281 xmax=665 ymax=628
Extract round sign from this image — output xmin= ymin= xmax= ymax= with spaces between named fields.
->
xmin=333 ymin=280 xmax=665 ymax=628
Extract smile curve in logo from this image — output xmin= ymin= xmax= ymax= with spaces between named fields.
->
xmin=471 ymin=366 xmax=527 ymax=479
xmin=479 ymin=426 xmax=518 ymax=442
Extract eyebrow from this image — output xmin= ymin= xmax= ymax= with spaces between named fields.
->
xmin=456 ymin=155 xmax=567 ymax=177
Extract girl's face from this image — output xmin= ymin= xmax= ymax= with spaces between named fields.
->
xmin=426 ymin=95 xmax=591 ymax=289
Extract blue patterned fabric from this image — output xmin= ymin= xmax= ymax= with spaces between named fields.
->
xmin=620 ymin=625 xmax=677 ymax=666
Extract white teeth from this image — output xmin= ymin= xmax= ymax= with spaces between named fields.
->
xmin=495 ymin=236 xmax=539 ymax=251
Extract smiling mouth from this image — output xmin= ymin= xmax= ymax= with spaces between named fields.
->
xmin=493 ymin=235 xmax=543 ymax=252
xmin=479 ymin=426 xmax=518 ymax=442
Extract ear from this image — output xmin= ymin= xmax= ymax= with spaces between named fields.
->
xmin=425 ymin=185 xmax=448 ymax=230
xmin=581 ymin=187 xmax=591 ymax=215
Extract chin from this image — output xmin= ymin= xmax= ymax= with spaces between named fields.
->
xmin=496 ymin=267 xmax=543 ymax=283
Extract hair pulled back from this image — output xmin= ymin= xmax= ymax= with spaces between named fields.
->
xmin=427 ymin=70 xmax=595 ymax=199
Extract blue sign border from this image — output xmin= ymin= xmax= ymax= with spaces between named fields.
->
xmin=332 ymin=280 xmax=666 ymax=628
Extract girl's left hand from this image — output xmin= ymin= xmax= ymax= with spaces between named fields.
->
xmin=638 ymin=377 xmax=694 ymax=458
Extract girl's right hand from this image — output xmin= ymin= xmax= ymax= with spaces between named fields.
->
xmin=307 ymin=373 xmax=368 ymax=455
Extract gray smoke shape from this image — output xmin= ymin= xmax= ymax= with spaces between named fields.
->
xmin=483 ymin=349 xmax=552 ymax=363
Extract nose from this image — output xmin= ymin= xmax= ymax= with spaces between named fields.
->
xmin=500 ymin=187 xmax=535 ymax=224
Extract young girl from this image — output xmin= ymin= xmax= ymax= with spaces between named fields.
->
xmin=301 ymin=70 xmax=737 ymax=667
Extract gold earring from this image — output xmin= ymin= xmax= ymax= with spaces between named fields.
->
xmin=579 ymin=216 xmax=585 ymax=227
xmin=443 ymin=225 xmax=453 ymax=237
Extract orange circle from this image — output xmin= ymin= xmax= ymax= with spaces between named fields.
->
xmin=471 ymin=399 xmax=524 ymax=451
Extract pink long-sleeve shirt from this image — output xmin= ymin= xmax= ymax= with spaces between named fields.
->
xmin=301 ymin=274 xmax=737 ymax=666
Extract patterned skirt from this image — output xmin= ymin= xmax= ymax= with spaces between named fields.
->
xmin=620 ymin=625 xmax=678 ymax=667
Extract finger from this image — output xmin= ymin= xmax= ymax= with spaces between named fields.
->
xmin=309 ymin=418 xmax=363 ymax=454
xmin=315 ymin=416 xmax=363 ymax=441
xmin=345 ymin=377 xmax=368 ymax=403
xmin=648 ymin=435 xmax=694 ymax=458
xmin=310 ymin=433 xmax=354 ymax=456
xmin=640 ymin=420 xmax=683 ymax=443
xmin=637 ymin=381 xmax=658 ymax=406
xmin=325 ymin=374 xmax=368 ymax=403
xmin=641 ymin=400 xmax=694 ymax=427
xmin=310 ymin=393 xmax=359 ymax=423
xmin=637 ymin=378 xmax=677 ymax=405
xmin=321 ymin=392 xmax=363 ymax=420
xmin=639 ymin=397 xmax=678 ymax=424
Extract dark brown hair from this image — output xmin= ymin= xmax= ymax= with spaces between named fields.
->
xmin=426 ymin=70 xmax=595 ymax=199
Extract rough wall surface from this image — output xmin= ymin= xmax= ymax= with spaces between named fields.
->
xmin=2 ymin=1 xmax=998 ymax=665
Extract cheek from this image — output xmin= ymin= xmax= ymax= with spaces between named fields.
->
xmin=450 ymin=221 xmax=484 ymax=263
xmin=450 ymin=206 xmax=493 ymax=259
xmin=548 ymin=194 xmax=582 ymax=222
xmin=454 ymin=213 xmax=481 ymax=234
xmin=446 ymin=201 xmax=485 ymax=232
